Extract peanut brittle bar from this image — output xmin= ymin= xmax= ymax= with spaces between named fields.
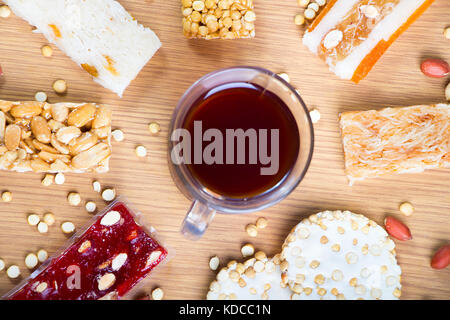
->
xmin=182 ymin=0 xmax=256 ymax=39
xmin=0 ymin=100 xmax=112 ymax=173
xmin=4 ymin=0 xmax=161 ymax=97
xmin=303 ymin=0 xmax=435 ymax=82
xmin=339 ymin=104 xmax=449 ymax=185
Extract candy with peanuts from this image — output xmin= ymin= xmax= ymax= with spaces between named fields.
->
xmin=5 ymin=200 xmax=168 ymax=300
xmin=431 ymin=245 xmax=450 ymax=270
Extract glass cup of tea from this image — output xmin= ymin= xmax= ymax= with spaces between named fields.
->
xmin=168 ymin=66 xmax=314 ymax=240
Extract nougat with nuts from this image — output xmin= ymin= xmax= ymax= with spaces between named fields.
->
xmin=302 ymin=0 xmax=435 ymax=82
xmin=0 ymin=100 xmax=112 ymax=173
xmin=182 ymin=0 xmax=256 ymax=39
xmin=6 ymin=201 xmax=168 ymax=300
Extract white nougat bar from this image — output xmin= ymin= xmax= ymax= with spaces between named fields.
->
xmin=5 ymin=0 xmax=162 ymax=97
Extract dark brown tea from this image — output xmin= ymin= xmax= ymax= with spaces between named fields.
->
xmin=182 ymin=82 xmax=300 ymax=199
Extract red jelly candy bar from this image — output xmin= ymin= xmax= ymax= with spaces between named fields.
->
xmin=7 ymin=200 xmax=168 ymax=300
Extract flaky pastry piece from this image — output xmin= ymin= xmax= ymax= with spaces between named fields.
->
xmin=339 ymin=103 xmax=449 ymax=185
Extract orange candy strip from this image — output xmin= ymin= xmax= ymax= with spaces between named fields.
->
xmin=307 ymin=0 xmax=338 ymax=33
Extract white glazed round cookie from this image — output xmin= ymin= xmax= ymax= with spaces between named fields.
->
xmin=280 ymin=210 xmax=402 ymax=300
xmin=207 ymin=254 xmax=292 ymax=300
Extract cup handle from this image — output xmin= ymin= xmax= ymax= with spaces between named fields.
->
xmin=181 ymin=200 xmax=216 ymax=240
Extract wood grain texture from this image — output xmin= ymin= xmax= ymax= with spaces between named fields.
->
xmin=0 ymin=0 xmax=449 ymax=300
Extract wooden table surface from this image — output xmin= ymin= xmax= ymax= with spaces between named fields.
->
xmin=0 ymin=0 xmax=449 ymax=300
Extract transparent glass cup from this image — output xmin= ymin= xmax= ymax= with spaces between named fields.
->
xmin=168 ymin=66 xmax=314 ymax=240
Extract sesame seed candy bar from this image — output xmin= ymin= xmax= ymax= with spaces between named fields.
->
xmin=182 ymin=0 xmax=256 ymax=40
xmin=339 ymin=104 xmax=449 ymax=185
xmin=280 ymin=211 xmax=402 ymax=300
xmin=303 ymin=0 xmax=435 ymax=82
xmin=0 ymin=100 xmax=112 ymax=173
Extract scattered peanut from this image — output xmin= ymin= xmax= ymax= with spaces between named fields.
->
xmin=399 ymin=202 xmax=414 ymax=217
xmin=25 ymin=253 xmax=38 ymax=269
xmin=37 ymin=221 xmax=49 ymax=233
xmin=2 ymin=191 xmax=12 ymax=202
xmin=0 ymin=258 xmax=5 ymax=271
xmin=384 ymin=216 xmax=412 ymax=241
xmin=277 ymin=72 xmax=290 ymax=83
xmin=42 ymin=174 xmax=54 ymax=186
xmin=294 ymin=14 xmax=305 ymax=26
xmin=102 ymin=188 xmax=116 ymax=202
xmin=85 ymin=201 xmax=97 ymax=213
xmin=135 ymin=145 xmax=147 ymax=157
xmin=55 ymin=173 xmax=65 ymax=185
xmin=35 ymin=91 xmax=48 ymax=102
xmin=61 ymin=221 xmax=75 ymax=234
xmin=421 ymin=58 xmax=450 ymax=78
xmin=37 ymin=249 xmax=48 ymax=263
xmin=152 ymin=288 xmax=164 ymax=300
xmin=241 ymin=243 xmax=255 ymax=257
xmin=315 ymin=0 xmax=326 ymax=6
xmin=53 ymin=79 xmax=67 ymax=94
xmin=6 ymin=265 xmax=20 ymax=279
xmin=245 ymin=224 xmax=258 ymax=237
xmin=444 ymin=27 xmax=450 ymax=40
xmin=309 ymin=109 xmax=321 ymax=124
xmin=43 ymin=213 xmax=56 ymax=226
xmin=0 ymin=5 xmax=11 ymax=18
xmin=148 ymin=122 xmax=161 ymax=134
xmin=209 ymin=256 xmax=220 ymax=270
xmin=41 ymin=45 xmax=53 ymax=57
xmin=27 ymin=214 xmax=40 ymax=226
xmin=256 ymin=217 xmax=268 ymax=229
xmin=67 ymin=192 xmax=81 ymax=206
xmin=445 ymin=83 xmax=450 ymax=101
xmin=93 ymin=181 xmax=101 ymax=193
xmin=112 ymin=129 xmax=124 ymax=142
